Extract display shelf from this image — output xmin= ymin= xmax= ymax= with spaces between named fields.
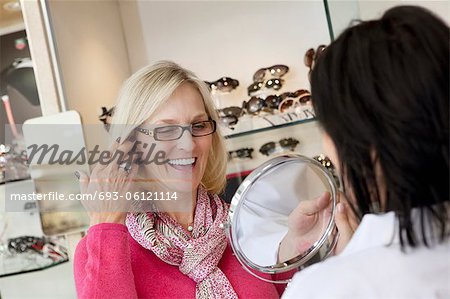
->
xmin=0 ymin=255 xmax=68 ymax=278
xmin=225 ymin=120 xmax=323 ymax=173
xmin=224 ymin=116 xmax=316 ymax=140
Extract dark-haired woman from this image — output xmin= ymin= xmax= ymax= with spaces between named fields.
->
xmin=283 ymin=6 xmax=449 ymax=298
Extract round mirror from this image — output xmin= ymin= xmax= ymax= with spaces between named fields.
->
xmin=226 ymin=154 xmax=339 ymax=283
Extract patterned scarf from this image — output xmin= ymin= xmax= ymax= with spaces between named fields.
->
xmin=126 ymin=185 xmax=238 ymax=299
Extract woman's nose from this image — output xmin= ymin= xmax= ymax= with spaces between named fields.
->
xmin=177 ymin=129 xmax=194 ymax=152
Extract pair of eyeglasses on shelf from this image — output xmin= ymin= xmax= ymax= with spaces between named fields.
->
xmin=134 ymin=119 xmax=216 ymax=141
xmin=313 ymin=154 xmax=340 ymax=187
xmin=259 ymin=137 xmax=300 ymax=156
xmin=219 ymin=96 xmax=280 ymax=120
xmin=98 ymin=106 xmax=115 ymax=131
xmin=242 ymin=89 xmax=310 ymax=115
xmin=278 ymin=89 xmax=311 ymax=113
xmin=242 ymin=95 xmax=283 ymax=115
xmin=228 ymin=147 xmax=254 ymax=160
xmin=204 ymin=77 xmax=239 ymax=93
xmin=217 ymin=107 xmax=244 ymax=129
xmin=247 ymin=78 xmax=284 ymax=96
xmin=252 ymin=64 xmax=289 ymax=82
xmin=216 ymin=105 xmax=276 ymax=129
xmin=304 ymin=45 xmax=326 ymax=81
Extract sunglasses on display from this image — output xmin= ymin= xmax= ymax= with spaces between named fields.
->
xmin=217 ymin=106 xmax=244 ymax=129
xmin=241 ymin=94 xmax=285 ymax=115
xmin=135 ymin=119 xmax=216 ymax=141
xmin=252 ymin=64 xmax=289 ymax=82
xmin=239 ymin=89 xmax=310 ymax=116
xmin=218 ymin=115 xmax=238 ymax=129
xmin=247 ymin=78 xmax=284 ymax=96
xmin=204 ymin=77 xmax=239 ymax=93
xmin=259 ymin=137 xmax=300 ymax=156
xmin=313 ymin=154 xmax=340 ymax=187
xmin=304 ymin=45 xmax=326 ymax=81
xmin=98 ymin=106 xmax=115 ymax=131
xmin=278 ymin=89 xmax=311 ymax=113
xmin=242 ymin=97 xmax=266 ymax=115
xmin=228 ymin=147 xmax=254 ymax=160
xmin=217 ymin=103 xmax=277 ymax=129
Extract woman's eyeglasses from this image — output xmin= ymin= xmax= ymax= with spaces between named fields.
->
xmin=252 ymin=64 xmax=289 ymax=82
xmin=259 ymin=137 xmax=300 ymax=156
xmin=205 ymin=77 xmax=239 ymax=93
xmin=247 ymin=78 xmax=284 ymax=96
xmin=135 ymin=120 xmax=216 ymax=141
xmin=228 ymin=147 xmax=254 ymax=160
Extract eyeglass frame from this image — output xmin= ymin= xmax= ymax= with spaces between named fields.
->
xmin=247 ymin=78 xmax=284 ymax=96
xmin=134 ymin=119 xmax=217 ymax=141
xmin=228 ymin=147 xmax=254 ymax=160
xmin=205 ymin=77 xmax=239 ymax=93
xmin=259 ymin=137 xmax=300 ymax=156
xmin=253 ymin=64 xmax=289 ymax=82
xmin=278 ymin=90 xmax=311 ymax=113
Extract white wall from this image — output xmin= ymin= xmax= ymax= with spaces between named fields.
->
xmin=122 ymin=0 xmax=332 ymax=109
xmin=328 ymin=0 xmax=449 ymax=38
xmin=327 ymin=0 xmax=360 ymax=37
xmin=47 ymin=0 xmax=131 ymax=125
xmin=358 ymin=0 xmax=449 ymax=24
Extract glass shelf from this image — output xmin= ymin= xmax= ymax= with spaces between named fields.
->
xmin=224 ymin=116 xmax=316 ymax=139
xmin=0 ymin=251 xmax=68 ymax=278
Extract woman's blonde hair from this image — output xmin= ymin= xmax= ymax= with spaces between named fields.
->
xmin=111 ymin=61 xmax=227 ymax=194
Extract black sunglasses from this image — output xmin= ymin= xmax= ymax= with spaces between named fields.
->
xmin=205 ymin=77 xmax=239 ymax=93
xmin=259 ymin=137 xmax=300 ymax=156
xmin=228 ymin=147 xmax=254 ymax=160
xmin=313 ymin=154 xmax=340 ymax=187
xmin=217 ymin=106 xmax=245 ymax=129
xmin=98 ymin=106 xmax=115 ymax=131
xmin=253 ymin=64 xmax=289 ymax=82
xmin=247 ymin=78 xmax=284 ymax=96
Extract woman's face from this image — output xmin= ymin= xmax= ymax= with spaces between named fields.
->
xmin=136 ymin=82 xmax=212 ymax=194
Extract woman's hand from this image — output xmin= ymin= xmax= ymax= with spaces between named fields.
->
xmin=75 ymin=137 xmax=139 ymax=226
xmin=333 ymin=193 xmax=359 ymax=255
xmin=278 ymin=192 xmax=358 ymax=262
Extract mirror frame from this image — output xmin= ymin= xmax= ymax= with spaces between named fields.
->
xmin=226 ymin=154 xmax=339 ymax=283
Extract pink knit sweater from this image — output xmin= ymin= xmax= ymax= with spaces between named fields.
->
xmin=74 ymin=223 xmax=281 ymax=299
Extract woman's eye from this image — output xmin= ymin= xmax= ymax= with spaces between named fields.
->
xmin=158 ymin=127 xmax=178 ymax=134
xmin=192 ymin=123 xmax=206 ymax=130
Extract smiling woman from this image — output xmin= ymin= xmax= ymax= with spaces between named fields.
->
xmin=73 ymin=61 xmax=281 ymax=299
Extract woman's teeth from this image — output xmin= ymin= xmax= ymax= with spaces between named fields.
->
xmin=168 ymin=158 xmax=196 ymax=166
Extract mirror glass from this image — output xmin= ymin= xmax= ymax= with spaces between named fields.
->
xmin=228 ymin=154 xmax=338 ymax=283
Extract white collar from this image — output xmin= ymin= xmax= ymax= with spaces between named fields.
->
xmin=341 ymin=212 xmax=398 ymax=256
xmin=341 ymin=208 xmax=447 ymax=256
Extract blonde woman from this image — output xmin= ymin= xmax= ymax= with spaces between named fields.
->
xmin=74 ymin=61 xmax=280 ymax=298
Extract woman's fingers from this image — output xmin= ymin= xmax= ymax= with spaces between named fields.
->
xmin=334 ymin=201 xmax=356 ymax=255
xmin=75 ymin=170 xmax=89 ymax=194
xmin=92 ymin=135 xmax=138 ymax=175
xmin=294 ymin=192 xmax=331 ymax=216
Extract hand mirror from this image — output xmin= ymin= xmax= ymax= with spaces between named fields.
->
xmin=226 ymin=154 xmax=339 ymax=283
